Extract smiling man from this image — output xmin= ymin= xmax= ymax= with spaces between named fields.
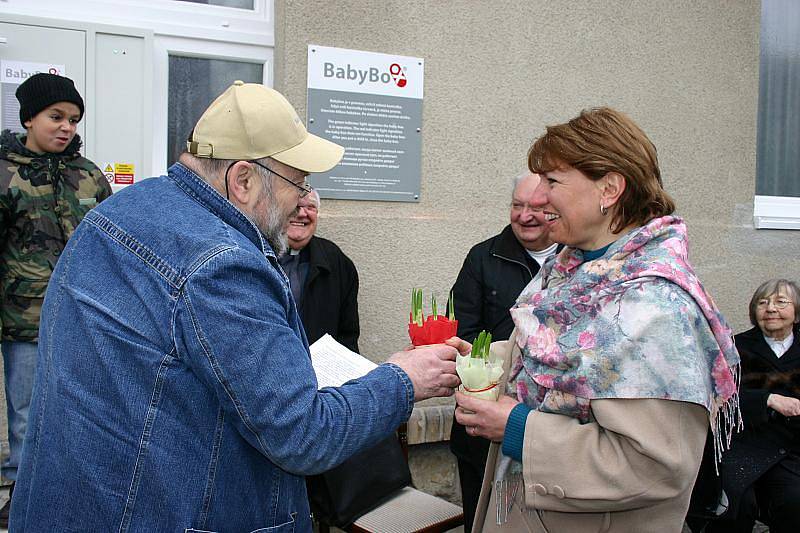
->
xmin=449 ymin=171 xmax=558 ymax=532
xmin=279 ymin=189 xmax=360 ymax=352
xmin=9 ymin=81 xmax=460 ymax=532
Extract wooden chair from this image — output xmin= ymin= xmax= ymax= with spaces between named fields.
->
xmin=318 ymin=423 xmax=464 ymax=533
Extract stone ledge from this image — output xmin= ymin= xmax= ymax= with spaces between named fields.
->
xmin=408 ymin=402 xmax=455 ymax=445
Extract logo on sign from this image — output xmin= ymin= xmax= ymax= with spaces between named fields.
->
xmin=0 ymin=61 xmax=65 ymax=84
xmin=323 ymin=62 xmax=409 ymax=88
xmin=389 ymin=63 xmax=407 ymax=87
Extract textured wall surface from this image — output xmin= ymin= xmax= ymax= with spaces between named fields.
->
xmin=274 ymin=11 xmax=800 ymax=496
xmin=275 ymin=1 xmax=797 ymax=371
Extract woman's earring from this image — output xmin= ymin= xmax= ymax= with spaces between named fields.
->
xmin=600 ymin=203 xmax=608 ymax=216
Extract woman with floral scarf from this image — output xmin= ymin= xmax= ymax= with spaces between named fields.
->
xmin=452 ymin=107 xmax=740 ymax=533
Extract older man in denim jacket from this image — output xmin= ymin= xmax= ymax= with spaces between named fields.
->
xmin=9 ymin=82 xmax=459 ymax=532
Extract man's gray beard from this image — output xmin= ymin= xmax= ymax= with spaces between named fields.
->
xmin=259 ymin=207 xmax=288 ymax=255
xmin=252 ymin=190 xmax=289 ymax=255
xmin=267 ymin=230 xmax=288 ymax=255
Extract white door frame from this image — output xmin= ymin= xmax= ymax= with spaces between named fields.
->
xmin=152 ymin=36 xmax=273 ymax=175
xmin=1 ymin=0 xmax=274 ymax=177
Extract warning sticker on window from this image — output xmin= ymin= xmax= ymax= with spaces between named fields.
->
xmin=114 ymin=163 xmax=135 ymax=185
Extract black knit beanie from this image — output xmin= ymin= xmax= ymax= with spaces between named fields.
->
xmin=16 ymin=73 xmax=85 ymax=127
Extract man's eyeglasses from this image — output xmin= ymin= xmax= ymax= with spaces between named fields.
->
xmin=224 ymin=160 xmax=313 ymax=201
xmin=510 ymin=202 xmax=542 ymax=213
xmin=250 ymin=161 xmax=312 ymax=198
xmin=297 ymin=202 xmax=318 ymax=213
xmin=757 ymin=298 xmax=793 ymax=310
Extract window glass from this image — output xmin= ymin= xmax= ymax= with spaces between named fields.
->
xmin=175 ymin=0 xmax=255 ymax=9
xmin=167 ymin=55 xmax=263 ymax=166
xmin=756 ymin=0 xmax=800 ymax=197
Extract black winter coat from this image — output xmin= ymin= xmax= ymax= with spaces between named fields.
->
xmin=451 ymin=224 xmax=542 ymax=345
xmin=717 ymin=326 xmax=800 ymax=516
xmin=296 ymin=236 xmax=360 ymax=353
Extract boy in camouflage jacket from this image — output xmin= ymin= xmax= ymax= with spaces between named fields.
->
xmin=0 ymin=73 xmax=111 ymax=525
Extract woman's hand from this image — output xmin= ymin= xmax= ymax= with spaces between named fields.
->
xmin=767 ymin=393 xmax=800 ymax=417
xmin=445 ymin=336 xmax=471 ymax=356
xmin=454 ymin=391 xmax=519 ymax=442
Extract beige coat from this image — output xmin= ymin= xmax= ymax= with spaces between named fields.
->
xmin=473 ymin=337 xmax=707 ymax=533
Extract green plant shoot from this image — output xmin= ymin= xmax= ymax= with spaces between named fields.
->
xmin=412 ymin=288 xmax=424 ymax=326
xmin=470 ymin=330 xmax=492 ymax=360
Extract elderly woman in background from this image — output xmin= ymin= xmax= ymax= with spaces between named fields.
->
xmin=705 ymin=279 xmax=800 ymax=533
xmin=451 ymin=107 xmax=740 ymax=533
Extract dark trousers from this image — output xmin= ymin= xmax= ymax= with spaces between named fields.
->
xmin=451 ymin=420 xmax=490 ymax=533
xmin=708 ymin=456 xmax=800 ymax=533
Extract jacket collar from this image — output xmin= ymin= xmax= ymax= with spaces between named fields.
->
xmin=782 ymin=329 xmax=800 ymax=364
xmin=739 ymin=325 xmax=800 ymax=365
xmin=0 ymin=129 xmax=82 ymax=164
xmin=305 ymin=236 xmax=331 ymax=273
xmin=490 ymin=224 xmax=530 ymax=263
xmin=490 ymin=224 xmax=562 ymax=271
xmin=167 ymin=162 xmax=274 ymax=259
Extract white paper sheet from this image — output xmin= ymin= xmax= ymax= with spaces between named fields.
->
xmin=309 ymin=334 xmax=378 ymax=389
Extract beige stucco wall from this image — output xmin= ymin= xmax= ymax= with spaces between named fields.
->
xmin=275 ymin=0 xmax=798 ymax=365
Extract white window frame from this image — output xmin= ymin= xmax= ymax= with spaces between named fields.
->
xmin=154 ymin=36 xmax=272 ymax=174
xmin=1 ymin=0 xmax=274 ymax=176
xmin=753 ymin=0 xmax=800 ymax=230
xmin=0 ymin=0 xmax=273 ymax=46
xmin=754 ymin=196 xmax=800 ymax=230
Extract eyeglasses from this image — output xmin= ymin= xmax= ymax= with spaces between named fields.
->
xmin=223 ymin=160 xmax=313 ymax=201
xmin=297 ymin=202 xmax=318 ymax=213
xmin=757 ymin=298 xmax=793 ymax=309
xmin=510 ymin=202 xmax=542 ymax=213
xmin=250 ymin=161 xmax=312 ymax=198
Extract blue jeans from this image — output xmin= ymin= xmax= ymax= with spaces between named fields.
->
xmin=1 ymin=341 xmax=37 ymax=482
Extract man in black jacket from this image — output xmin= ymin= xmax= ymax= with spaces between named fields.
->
xmin=279 ymin=190 xmax=360 ymax=352
xmin=449 ymin=171 xmax=557 ymax=531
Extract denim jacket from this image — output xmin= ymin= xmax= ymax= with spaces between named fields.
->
xmin=11 ymin=163 xmax=414 ymax=533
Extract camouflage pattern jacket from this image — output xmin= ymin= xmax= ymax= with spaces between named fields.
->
xmin=0 ymin=129 xmax=112 ymax=341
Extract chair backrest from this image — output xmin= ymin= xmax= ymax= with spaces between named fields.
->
xmin=349 ymin=487 xmax=465 ymax=533
xmin=316 ymin=423 xmax=464 ymax=533
xmin=311 ymin=426 xmax=412 ymax=530
xmin=348 ymin=422 xmax=463 ymax=533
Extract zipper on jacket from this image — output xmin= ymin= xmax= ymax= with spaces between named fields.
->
xmin=491 ymin=251 xmax=533 ymax=278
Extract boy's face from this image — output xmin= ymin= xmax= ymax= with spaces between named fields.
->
xmin=23 ymin=102 xmax=81 ymax=154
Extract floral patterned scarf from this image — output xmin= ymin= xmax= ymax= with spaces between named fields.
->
xmin=509 ymin=215 xmax=741 ymax=459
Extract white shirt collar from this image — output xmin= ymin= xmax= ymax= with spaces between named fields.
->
xmin=763 ymin=331 xmax=794 ymax=358
xmin=520 ymin=243 xmax=559 ymax=294
xmin=526 ymin=242 xmax=558 ymax=266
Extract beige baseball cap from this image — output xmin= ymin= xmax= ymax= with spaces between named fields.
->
xmin=187 ymin=80 xmax=344 ymax=173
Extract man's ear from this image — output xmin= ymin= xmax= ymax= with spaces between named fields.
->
xmin=23 ymin=119 xmax=32 ymax=130
xmin=600 ymin=172 xmax=626 ymax=208
xmin=226 ymin=161 xmax=258 ymax=204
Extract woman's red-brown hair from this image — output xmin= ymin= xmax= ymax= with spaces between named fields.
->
xmin=528 ymin=107 xmax=675 ymax=233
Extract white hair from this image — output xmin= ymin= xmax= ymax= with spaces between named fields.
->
xmin=511 ymin=171 xmax=538 ymax=198
xmin=308 ymin=189 xmax=321 ymax=209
